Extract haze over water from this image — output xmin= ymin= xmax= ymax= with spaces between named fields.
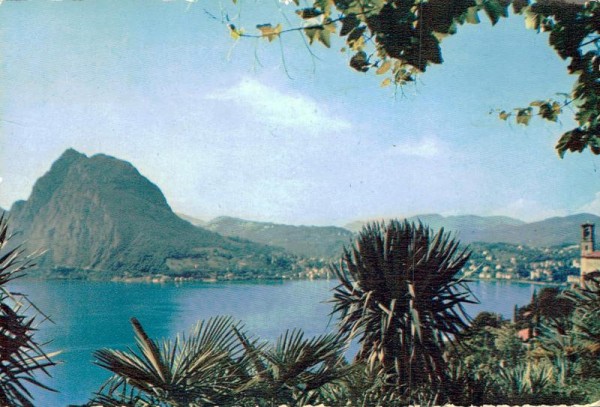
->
xmin=13 ymin=279 xmax=538 ymax=406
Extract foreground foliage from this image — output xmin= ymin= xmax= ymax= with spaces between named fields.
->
xmin=90 ymin=317 xmax=350 ymax=407
xmin=330 ymin=220 xmax=473 ymax=401
xmin=0 ymin=215 xmax=57 ymax=406
xmin=445 ymin=277 xmax=600 ymax=405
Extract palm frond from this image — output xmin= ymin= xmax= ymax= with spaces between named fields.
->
xmin=93 ymin=315 xmax=245 ymax=406
xmin=234 ymin=327 xmax=351 ymax=405
xmin=330 ymin=219 xmax=475 ymax=401
xmin=0 ymin=215 xmax=57 ymax=406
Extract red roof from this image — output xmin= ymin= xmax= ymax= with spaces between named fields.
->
xmin=517 ymin=328 xmax=531 ymax=341
xmin=583 ymin=252 xmax=600 ymax=259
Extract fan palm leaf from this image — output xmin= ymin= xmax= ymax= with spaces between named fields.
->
xmin=234 ymin=328 xmax=352 ymax=406
xmin=93 ymin=315 xmax=246 ymax=406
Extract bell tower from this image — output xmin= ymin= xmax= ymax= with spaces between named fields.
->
xmin=582 ymin=223 xmax=595 ymax=255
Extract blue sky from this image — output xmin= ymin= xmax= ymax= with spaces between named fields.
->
xmin=2 ymin=0 xmax=600 ymax=226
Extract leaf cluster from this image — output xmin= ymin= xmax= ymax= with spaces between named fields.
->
xmin=330 ymin=220 xmax=474 ymax=400
xmin=90 ymin=316 xmax=352 ymax=407
xmin=0 ymin=215 xmax=57 ymax=406
xmin=291 ymin=0 xmax=514 ymax=87
xmin=445 ymin=279 xmax=600 ymax=405
xmin=493 ymin=1 xmax=600 ymax=157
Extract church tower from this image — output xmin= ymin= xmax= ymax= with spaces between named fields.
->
xmin=580 ymin=223 xmax=600 ymax=285
xmin=582 ymin=223 xmax=595 ymax=255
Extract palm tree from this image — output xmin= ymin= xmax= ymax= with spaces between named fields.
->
xmin=92 ymin=317 xmax=353 ymax=406
xmin=92 ymin=315 xmax=247 ymax=406
xmin=330 ymin=220 xmax=474 ymax=401
xmin=0 ymin=214 xmax=57 ymax=406
xmin=559 ymin=274 xmax=600 ymax=379
xmin=563 ymin=274 xmax=600 ymax=350
xmin=234 ymin=328 xmax=352 ymax=406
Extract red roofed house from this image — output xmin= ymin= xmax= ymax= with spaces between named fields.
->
xmin=517 ymin=327 xmax=532 ymax=342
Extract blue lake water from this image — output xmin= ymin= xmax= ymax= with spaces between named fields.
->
xmin=10 ymin=278 xmax=540 ymax=406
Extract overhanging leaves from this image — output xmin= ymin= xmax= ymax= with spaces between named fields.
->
xmin=257 ymin=23 xmax=282 ymax=42
xmin=235 ymin=0 xmax=600 ymax=158
xmin=350 ymin=51 xmax=369 ymax=72
xmin=0 ymin=215 xmax=57 ymax=406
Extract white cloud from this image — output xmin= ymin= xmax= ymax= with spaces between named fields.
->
xmin=579 ymin=192 xmax=600 ymax=215
xmin=207 ymin=78 xmax=351 ymax=133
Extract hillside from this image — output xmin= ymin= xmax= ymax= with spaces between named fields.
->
xmin=345 ymin=214 xmax=525 ymax=240
xmin=8 ymin=149 xmax=295 ymax=279
xmin=176 ymin=213 xmax=207 ymax=227
xmin=345 ymin=213 xmax=598 ymax=247
xmin=467 ymin=213 xmax=600 ymax=247
xmin=205 ymin=216 xmax=354 ymax=259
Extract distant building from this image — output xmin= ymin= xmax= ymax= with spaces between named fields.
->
xmin=580 ymin=223 xmax=600 ymax=284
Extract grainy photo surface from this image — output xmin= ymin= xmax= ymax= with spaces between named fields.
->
xmin=1 ymin=0 xmax=600 ymax=405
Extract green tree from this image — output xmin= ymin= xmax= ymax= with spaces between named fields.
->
xmin=0 ymin=215 xmax=57 ymax=406
xmin=563 ymin=274 xmax=600 ymax=350
xmin=518 ymin=287 xmax=574 ymax=334
xmin=233 ymin=328 xmax=351 ymax=406
xmin=561 ymin=274 xmax=600 ymax=380
xmin=329 ymin=220 xmax=474 ymax=401
xmin=91 ymin=316 xmax=247 ymax=406
xmin=228 ymin=0 xmax=600 ymax=157
xmin=91 ymin=316 xmax=352 ymax=406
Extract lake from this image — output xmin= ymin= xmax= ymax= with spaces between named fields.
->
xmin=10 ymin=278 xmax=541 ymax=406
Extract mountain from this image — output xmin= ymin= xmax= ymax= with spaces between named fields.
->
xmin=205 ymin=216 xmax=354 ymax=259
xmin=345 ymin=213 xmax=599 ymax=247
xmin=345 ymin=214 xmax=525 ymax=238
xmin=468 ymin=213 xmax=600 ymax=247
xmin=176 ymin=213 xmax=207 ymax=227
xmin=8 ymin=149 xmax=294 ymax=279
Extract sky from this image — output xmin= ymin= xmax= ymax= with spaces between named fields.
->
xmin=2 ymin=0 xmax=600 ymax=226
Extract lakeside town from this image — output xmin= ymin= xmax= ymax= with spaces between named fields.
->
xmin=464 ymin=242 xmax=581 ymax=284
xmin=299 ymin=241 xmax=584 ymax=284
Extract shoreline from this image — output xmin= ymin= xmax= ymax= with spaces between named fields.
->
xmin=468 ymin=276 xmax=567 ymax=287
xmin=19 ymin=272 xmax=569 ymax=287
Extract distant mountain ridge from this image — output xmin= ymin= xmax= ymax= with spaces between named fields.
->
xmin=8 ymin=149 xmax=294 ymax=279
xmin=205 ymin=216 xmax=354 ymax=259
xmin=344 ymin=214 xmax=526 ymax=240
xmin=176 ymin=213 xmax=207 ymax=227
xmin=345 ymin=213 xmax=600 ymax=247
xmin=466 ymin=213 xmax=600 ymax=247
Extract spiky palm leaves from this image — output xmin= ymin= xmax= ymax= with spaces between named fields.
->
xmin=93 ymin=316 xmax=246 ymax=406
xmin=525 ymin=277 xmax=600 ymax=385
xmin=563 ymin=275 xmax=600 ymax=351
xmin=330 ymin=220 xmax=474 ymax=400
xmin=92 ymin=317 xmax=351 ymax=406
xmin=495 ymin=363 xmax=553 ymax=404
xmin=0 ymin=214 xmax=56 ymax=406
xmin=538 ymin=275 xmax=600 ymax=382
xmin=235 ymin=328 xmax=351 ymax=406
